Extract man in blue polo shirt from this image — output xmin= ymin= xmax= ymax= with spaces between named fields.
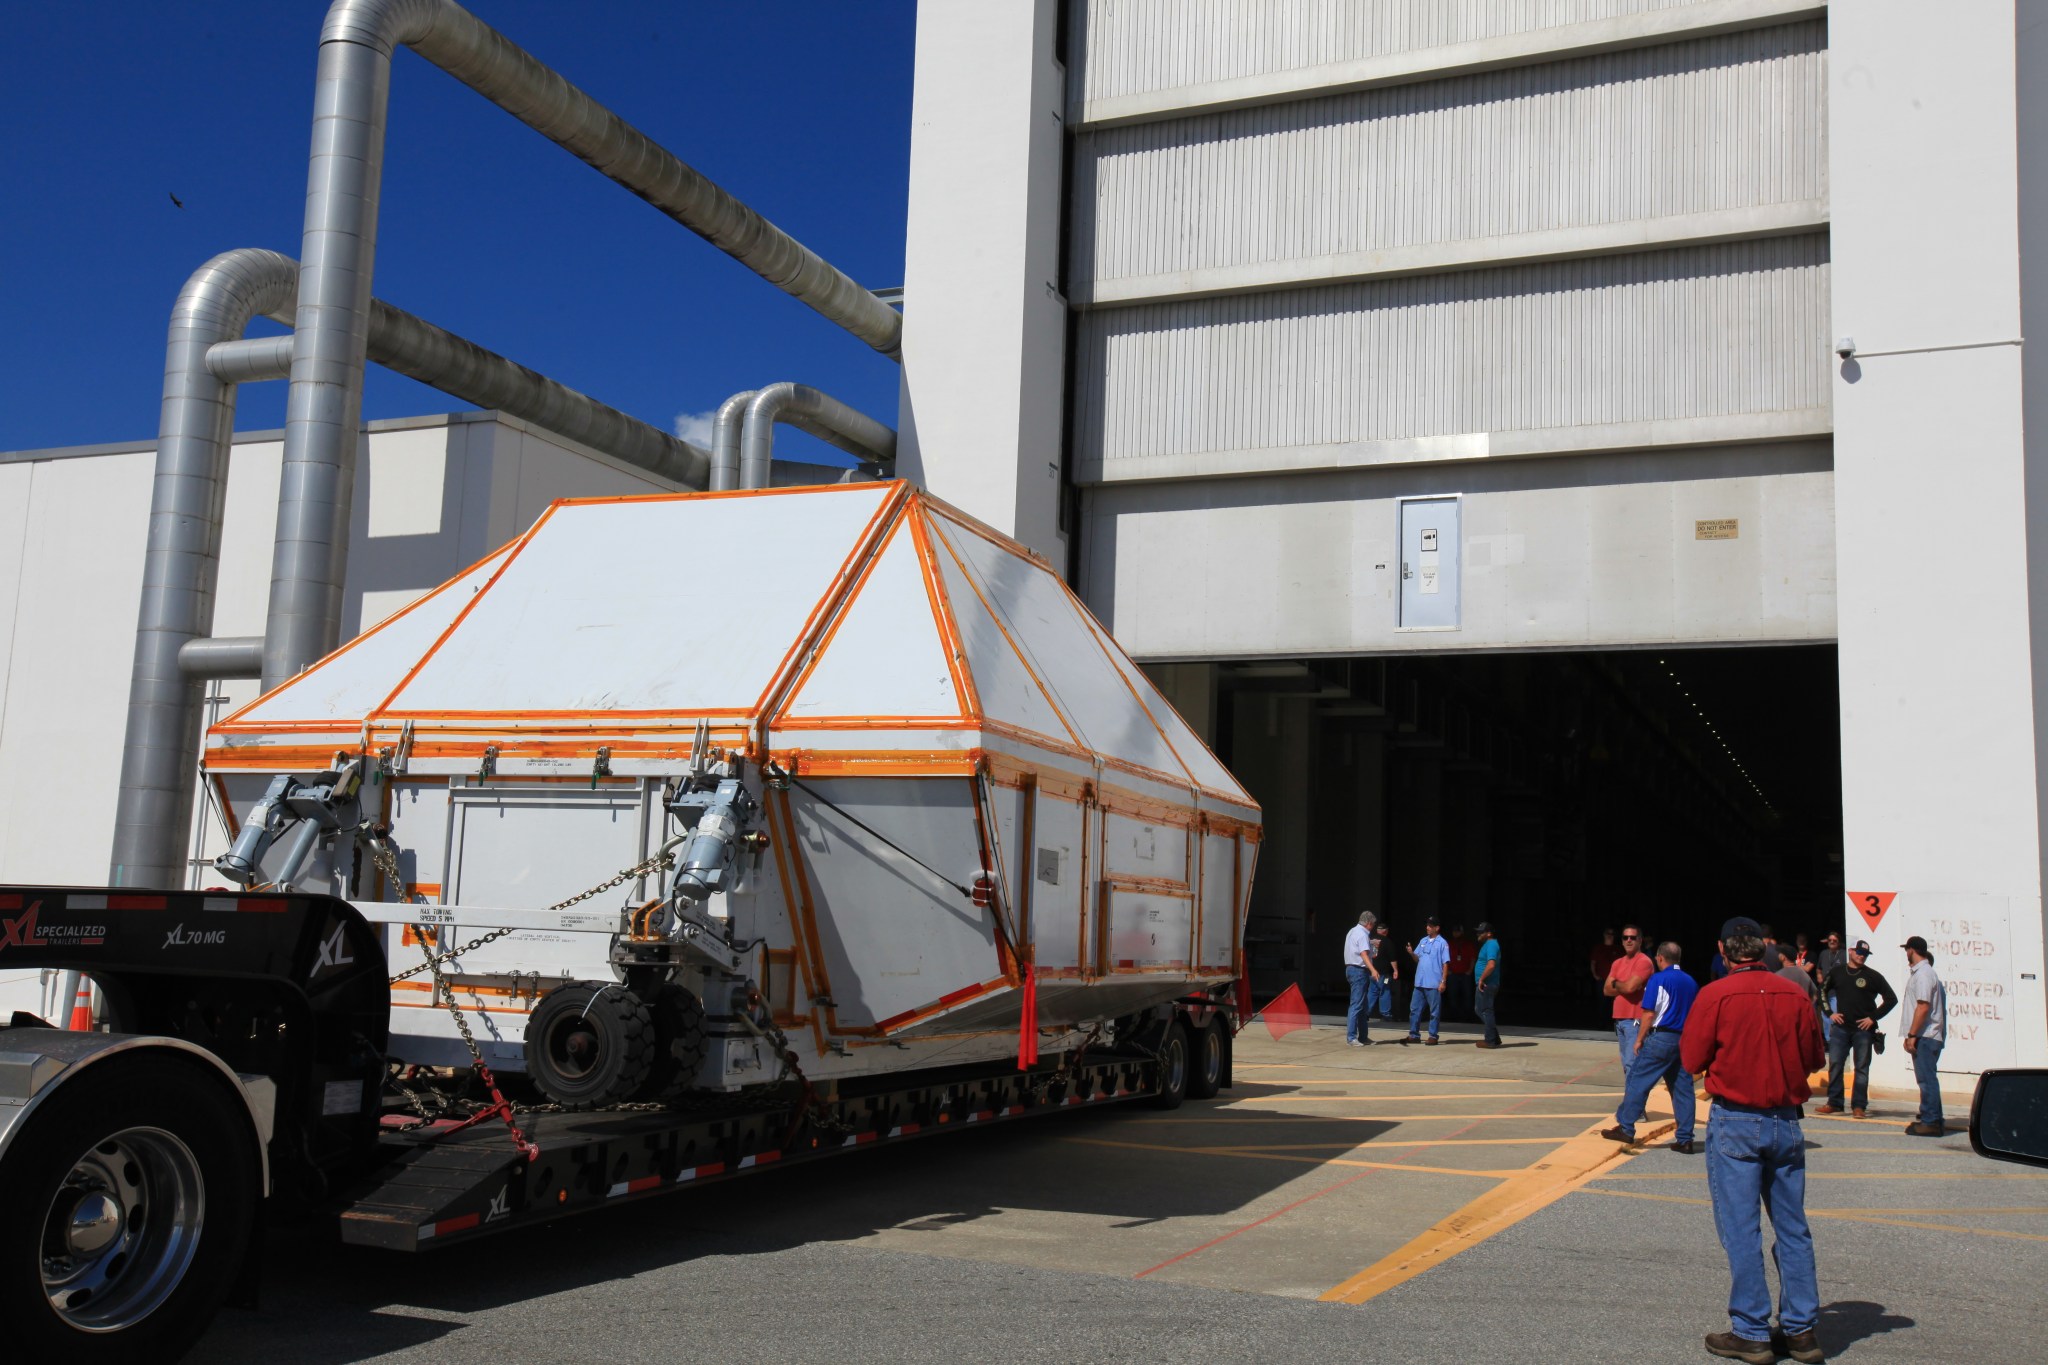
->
xmin=1403 ymin=916 xmax=1452 ymax=1045
xmin=1602 ymin=939 xmax=1700 ymax=1153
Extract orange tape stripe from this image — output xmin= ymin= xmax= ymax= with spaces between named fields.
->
xmin=910 ymin=507 xmax=982 ymax=718
xmin=211 ymin=541 xmax=514 ymax=731
xmin=367 ymin=501 xmax=562 ymax=720
xmin=919 ymin=493 xmax=1057 ymax=571
xmin=926 ymin=517 xmax=1087 ymax=752
xmin=748 ymin=482 xmax=910 ymax=725
xmin=547 ymin=480 xmax=896 ymax=509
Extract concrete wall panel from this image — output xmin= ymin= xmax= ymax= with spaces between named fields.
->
xmin=1074 ymin=237 xmax=1832 ymax=481
xmin=1080 ymin=442 xmax=1834 ymax=657
xmin=1073 ymin=22 xmax=1825 ymax=294
xmin=1068 ymin=0 xmax=1708 ymax=106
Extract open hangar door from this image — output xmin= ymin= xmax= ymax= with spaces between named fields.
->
xmin=1149 ymin=646 xmax=1843 ymax=1029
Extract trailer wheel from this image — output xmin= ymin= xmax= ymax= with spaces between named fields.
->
xmin=1186 ymin=1018 xmax=1226 ymax=1100
xmin=1146 ymin=1023 xmax=1191 ymax=1110
xmin=636 ymin=984 xmax=709 ymax=1103
xmin=0 ymin=1055 xmax=258 ymax=1365
xmin=524 ymin=982 xmax=655 ymax=1110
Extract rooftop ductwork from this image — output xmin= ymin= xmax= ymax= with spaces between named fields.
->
xmin=269 ymin=0 xmax=903 ymax=691
xmin=110 ymin=247 xmax=712 ymax=889
xmin=740 ymin=383 xmax=898 ymax=490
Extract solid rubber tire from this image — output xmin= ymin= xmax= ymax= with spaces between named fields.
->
xmin=1187 ymin=1018 xmax=1226 ymax=1100
xmin=635 ymin=983 xmax=709 ymax=1103
xmin=524 ymin=982 xmax=654 ymax=1110
xmin=0 ymin=1054 xmax=257 ymax=1365
xmin=1146 ymin=1023 xmax=1190 ymax=1110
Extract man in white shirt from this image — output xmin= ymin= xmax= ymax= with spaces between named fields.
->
xmin=1900 ymin=936 xmax=1949 ymax=1136
xmin=1344 ymin=911 xmax=1382 ymax=1046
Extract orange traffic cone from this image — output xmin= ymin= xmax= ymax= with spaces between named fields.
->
xmin=67 ymin=978 xmax=95 ymax=1031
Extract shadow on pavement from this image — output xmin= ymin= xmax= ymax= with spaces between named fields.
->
xmin=1817 ymin=1300 xmax=1916 ymax=1351
xmin=196 ymin=1097 xmax=1394 ymax=1363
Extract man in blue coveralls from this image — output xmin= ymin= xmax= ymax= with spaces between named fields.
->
xmin=1403 ymin=916 xmax=1451 ymax=1045
xmin=1601 ymin=939 xmax=1700 ymax=1154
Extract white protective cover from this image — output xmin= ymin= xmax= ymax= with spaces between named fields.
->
xmin=209 ymin=481 xmax=1254 ymax=810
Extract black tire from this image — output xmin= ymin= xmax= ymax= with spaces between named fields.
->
xmin=636 ymin=983 xmax=709 ymax=1103
xmin=1146 ymin=1022 xmax=1191 ymax=1110
xmin=1187 ymin=1018 xmax=1226 ymax=1100
xmin=0 ymin=1054 xmax=258 ymax=1365
xmin=524 ymin=981 xmax=654 ymax=1110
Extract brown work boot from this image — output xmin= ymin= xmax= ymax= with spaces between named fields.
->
xmin=1669 ymin=1139 xmax=1698 ymax=1154
xmin=1599 ymin=1125 xmax=1636 ymax=1144
xmin=1903 ymin=1121 xmax=1945 ymax=1137
xmin=1778 ymin=1327 xmax=1827 ymax=1363
xmin=1704 ymin=1330 xmax=1775 ymax=1364
xmin=1851 ymin=1107 xmax=1866 ymax=1119
xmin=1812 ymin=1103 xmax=1843 ymax=1115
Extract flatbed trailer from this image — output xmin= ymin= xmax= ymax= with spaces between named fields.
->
xmin=0 ymin=885 xmax=1233 ymax=1363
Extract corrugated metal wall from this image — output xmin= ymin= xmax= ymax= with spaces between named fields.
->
xmin=1073 ymin=236 xmax=1830 ymax=477
xmin=1068 ymin=0 xmax=1704 ymax=105
xmin=1072 ymin=22 xmax=1825 ymax=289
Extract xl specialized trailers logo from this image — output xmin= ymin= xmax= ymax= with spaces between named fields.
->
xmin=0 ymin=899 xmax=108 ymax=953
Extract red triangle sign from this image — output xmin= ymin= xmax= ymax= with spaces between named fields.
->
xmin=1848 ymin=891 xmax=1896 ymax=932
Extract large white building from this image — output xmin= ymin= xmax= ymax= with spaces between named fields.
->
xmin=2 ymin=1 xmax=2040 ymax=1089
xmin=897 ymin=0 xmax=2047 ymax=1086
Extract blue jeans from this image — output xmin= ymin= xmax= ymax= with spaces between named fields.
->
xmin=1407 ymin=985 xmax=1441 ymax=1039
xmin=1912 ymin=1037 xmax=1945 ymax=1126
xmin=1346 ymin=965 xmax=1373 ymax=1042
xmin=1475 ymin=981 xmax=1500 ymax=1045
xmin=1613 ymin=1029 xmax=1695 ymax=1142
xmin=1614 ymin=1017 xmax=1640 ymax=1070
xmin=1705 ymin=1104 xmax=1818 ymax=1340
xmin=1366 ymin=976 xmax=1393 ymax=1018
xmin=1826 ymin=1026 xmax=1873 ymax=1110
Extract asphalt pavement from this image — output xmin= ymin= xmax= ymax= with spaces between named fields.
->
xmin=193 ymin=1021 xmax=2043 ymax=1364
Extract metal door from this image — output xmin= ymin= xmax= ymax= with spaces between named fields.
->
xmin=1399 ymin=497 xmax=1460 ymax=629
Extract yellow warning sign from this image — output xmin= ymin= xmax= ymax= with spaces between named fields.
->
xmin=1695 ymin=519 xmax=1740 ymax=540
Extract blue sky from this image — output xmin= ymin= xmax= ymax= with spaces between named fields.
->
xmin=0 ymin=1 xmax=916 ymax=465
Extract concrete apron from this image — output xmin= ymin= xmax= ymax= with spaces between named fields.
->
xmin=814 ymin=1021 xmax=1973 ymax=1304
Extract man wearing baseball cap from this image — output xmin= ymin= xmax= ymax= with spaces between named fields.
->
xmin=1681 ymin=916 xmax=1826 ymax=1364
xmin=1817 ymin=940 xmax=1894 ymax=1119
xmin=1403 ymin=916 xmax=1451 ymax=1045
xmin=1900 ymin=936 xmax=1949 ymax=1136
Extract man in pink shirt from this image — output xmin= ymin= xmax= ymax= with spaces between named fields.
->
xmin=1603 ymin=924 xmax=1655 ymax=1069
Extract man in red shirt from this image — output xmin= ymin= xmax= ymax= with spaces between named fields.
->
xmin=1601 ymin=925 xmax=1654 ymax=1070
xmin=1681 ymin=916 xmax=1826 ymax=1365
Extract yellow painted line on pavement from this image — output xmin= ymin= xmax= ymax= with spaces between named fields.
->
xmin=1596 ymin=1171 xmax=2048 ymax=1182
xmin=1188 ymin=1137 xmax=1582 ymax=1150
xmin=1584 ymin=1188 xmax=2048 ymax=1243
xmin=1236 ymin=1076 xmax=1561 ymax=1085
xmin=1060 ymin=1135 xmax=1517 ymax=1178
xmin=1318 ymin=1117 xmax=1666 ymax=1304
xmin=1129 ymin=1112 xmax=1619 ymax=1125
xmin=1224 ymin=1091 xmax=1626 ymax=1103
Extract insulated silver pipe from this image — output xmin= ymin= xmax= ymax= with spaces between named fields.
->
xmin=206 ymin=335 xmax=296 ymax=385
xmin=366 ymin=301 xmax=709 ymax=489
xmin=111 ymin=249 xmax=299 ymax=887
xmin=709 ymin=390 xmax=756 ymax=493
xmin=115 ymin=247 xmax=713 ymax=883
xmin=270 ymin=0 xmax=900 ymax=688
xmin=214 ymin=299 xmax=709 ymax=486
xmin=178 ymin=636 xmax=266 ymax=679
xmin=739 ymin=383 xmax=898 ymax=490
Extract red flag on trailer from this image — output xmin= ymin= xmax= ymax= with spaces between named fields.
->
xmin=1016 ymin=962 xmax=1039 ymax=1068
xmin=1258 ymin=983 xmax=1312 ymax=1041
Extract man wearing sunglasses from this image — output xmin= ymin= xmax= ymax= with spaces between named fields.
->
xmin=1602 ymin=925 xmax=1655 ymax=1070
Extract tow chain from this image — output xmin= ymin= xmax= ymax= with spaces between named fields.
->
xmin=364 ymin=835 xmax=688 ymax=1149
xmin=381 ymin=841 xmax=680 ymax=984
